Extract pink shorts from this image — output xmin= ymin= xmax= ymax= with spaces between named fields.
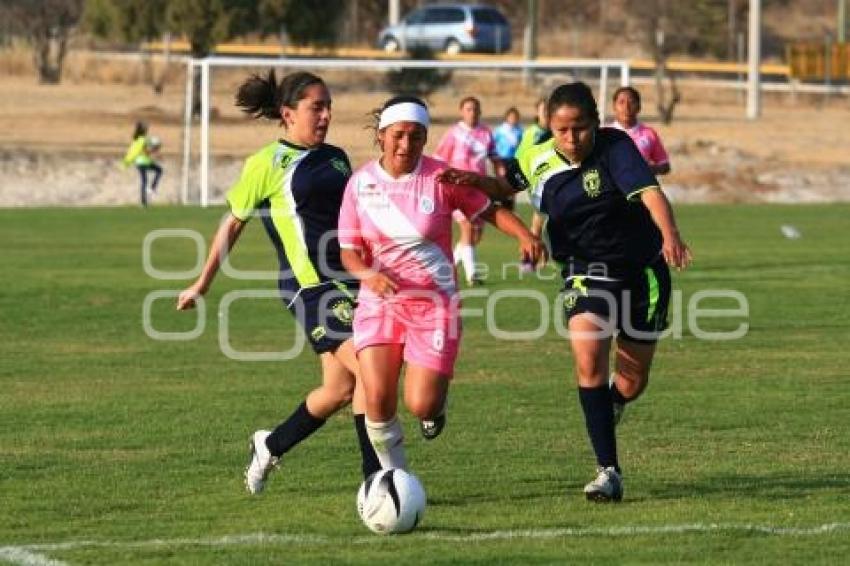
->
xmin=452 ymin=209 xmax=486 ymax=229
xmin=353 ymin=297 xmax=461 ymax=376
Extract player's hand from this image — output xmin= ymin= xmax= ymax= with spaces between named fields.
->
xmin=363 ymin=271 xmax=399 ymax=298
xmin=437 ymin=167 xmax=480 ymax=186
xmin=519 ymin=234 xmax=548 ymax=268
xmin=176 ymin=284 xmax=205 ymax=310
xmin=662 ymin=232 xmax=692 ymax=271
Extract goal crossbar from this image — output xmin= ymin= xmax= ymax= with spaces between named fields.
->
xmin=182 ymin=56 xmax=631 ymax=206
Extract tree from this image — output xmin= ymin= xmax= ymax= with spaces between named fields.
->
xmin=1 ymin=0 xmax=85 ymax=84
xmin=82 ymin=0 xmax=170 ymax=93
xmin=623 ymin=0 xmax=729 ymax=123
xmin=384 ymin=46 xmax=453 ymax=99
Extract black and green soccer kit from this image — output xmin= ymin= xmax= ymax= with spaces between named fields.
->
xmin=505 ymin=128 xmax=670 ymax=342
xmin=227 ymin=140 xmax=357 ymax=353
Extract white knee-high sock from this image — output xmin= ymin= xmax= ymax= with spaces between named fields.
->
xmin=456 ymin=244 xmax=476 ymax=283
xmin=453 ymin=243 xmax=463 ymax=265
xmin=365 ymin=416 xmax=407 ymax=470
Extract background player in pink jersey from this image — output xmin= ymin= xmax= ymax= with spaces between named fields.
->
xmin=433 ymin=96 xmax=504 ymax=286
xmin=338 ymin=96 xmax=545 ymax=471
xmin=609 ymin=86 xmax=671 ymax=176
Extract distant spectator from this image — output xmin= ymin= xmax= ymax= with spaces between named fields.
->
xmin=122 ymin=121 xmax=162 ymax=206
xmin=608 ymin=86 xmax=670 ymax=176
xmin=493 ymin=106 xmax=523 ymax=159
xmin=516 ymin=97 xmax=551 ymax=155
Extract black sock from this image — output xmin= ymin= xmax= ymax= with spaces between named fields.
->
xmin=610 ymin=381 xmax=629 ymax=405
xmin=354 ymin=413 xmax=382 ymax=479
xmin=578 ymin=385 xmax=620 ymax=472
xmin=265 ymin=401 xmax=326 ymax=458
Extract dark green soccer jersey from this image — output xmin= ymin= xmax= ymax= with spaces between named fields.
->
xmin=227 ymin=140 xmax=352 ymax=290
xmin=505 ymin=128 xmax=662 ymax=277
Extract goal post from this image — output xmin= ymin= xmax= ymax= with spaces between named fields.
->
xmin=181 ymin=56 xmax=630 ymax=206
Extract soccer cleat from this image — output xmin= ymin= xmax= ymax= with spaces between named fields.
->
xmin=244 ymin=430 xmax=278 ymax=494
xmin=419 ymin=413 xmax=447 ymax=441
xmin=583 ymin=466 xmax=623 ymax=502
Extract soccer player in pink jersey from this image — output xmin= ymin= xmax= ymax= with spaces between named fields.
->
xmin=433 ymin=96 xmax=504 ymax=286
xmin=338 ymin=96 xmax=545 ymax=471
xmin=609 ymin=86 xmax=671 ymax=176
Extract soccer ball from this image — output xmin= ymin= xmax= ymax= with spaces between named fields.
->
xmin=146 ymin=136 xmax=161 ymax=149
xmin=356 ymin=468 xmax=426 ymax=534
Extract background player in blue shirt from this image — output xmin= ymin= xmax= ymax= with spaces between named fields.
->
xmin=442 ymin=82 xmax=691 ymax=503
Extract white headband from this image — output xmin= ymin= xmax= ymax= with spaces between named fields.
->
xmin=378 ymin=102 xmax=430 ymax=130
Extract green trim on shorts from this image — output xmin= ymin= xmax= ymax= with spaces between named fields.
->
xmin=331 ymin=279 xmax=356 ymax=301
xmin=645 ymin=267 xmax=660 ymax=323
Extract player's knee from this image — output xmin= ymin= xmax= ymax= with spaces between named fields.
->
xmin=405 ymin=394 xmax=442 ymax=420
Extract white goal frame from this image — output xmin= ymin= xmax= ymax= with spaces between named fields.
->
xmin=181 ymin=56 xmax=630 ymax=206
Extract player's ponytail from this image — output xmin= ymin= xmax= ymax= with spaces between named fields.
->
xmin=235 ymin=70 xmax=326 ymax=123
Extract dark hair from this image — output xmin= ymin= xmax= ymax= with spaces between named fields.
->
xmin=459 ymin=96 xmax=480 ymax=109
xmin=547 ymin=82 xmax=599 ymax=125
xmin=504 ymin=106 xmax=519 ymax=119
xmin=368 ymin=95 xmax=428 ymax=146
xmin=132 ymin=121 xmax=147 ymax=139
xmin=613 ymin=86 xmax=641 ymax=107
xmin=235 ymin=69 xmax=326 ymax=121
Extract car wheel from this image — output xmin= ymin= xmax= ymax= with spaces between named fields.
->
xmin=382 ymin=36 xmax=401 ymax=52
xmin=444 ymin=39 xmax=462 ymax=55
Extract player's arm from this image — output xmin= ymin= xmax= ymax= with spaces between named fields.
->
xmin=437 ymin=168 xmax=517 ymax=201
xmin=650 ymin=162 xmax=670 ymax=176
xmin=480 ymin=206 xmax=547 ymax=267
xmin=530 ymin=212 xmax=545 ymax=238
xmin=176 ymin=214 xmax=246 ymax=310
xmin=340 ymin=248 xmax=398 ymax=298
xmin=640 ymin=188 xmax=691 ymax=270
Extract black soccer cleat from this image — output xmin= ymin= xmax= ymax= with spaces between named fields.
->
xmin=419 ymin=413 xmax=446 ymax=440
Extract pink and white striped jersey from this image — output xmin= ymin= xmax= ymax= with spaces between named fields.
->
xmin=338 ymin=156 xmax=491 ymax=304
xmin=608 ymin=121 xmax=670 ymax=168
xmin=433 ymin=121 xmax=497 ymax=175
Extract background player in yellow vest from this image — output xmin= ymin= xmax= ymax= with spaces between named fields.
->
xmin=122 ymin=121 xmax=162 ymax=207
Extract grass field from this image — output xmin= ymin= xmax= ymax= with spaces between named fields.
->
xmin=1 ymin=204 xmax=848 ymax=565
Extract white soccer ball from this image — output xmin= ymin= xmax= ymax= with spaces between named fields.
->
xmin=356 ymin=468 xmax=426 ymax=535
xmin=146 ymin=136 xmax=161 ymax=149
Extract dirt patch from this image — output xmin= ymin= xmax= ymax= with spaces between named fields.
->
xmin=0 ymin=74 xmax=848 ymax=206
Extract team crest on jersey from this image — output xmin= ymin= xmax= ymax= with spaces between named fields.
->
xmin=330 ymin=158 xmax=350 ymax=176
xmin=419 ymin=195 xmax=435 ymax=214
xmin=533 ymin=161 xmax=550 ymax=176
xmin=274 ymin=148 xmax=294 ymax=170
xmin=582 ymin=169 xmax=602 ymax=197
xmin=330 ymin=299 xmax=353 ymax=325
xmin=310 ymin=326 xmax=327 ymax=342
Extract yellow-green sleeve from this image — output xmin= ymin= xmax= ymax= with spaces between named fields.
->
xmin=226 ymin=155 xmax=272 ymax=221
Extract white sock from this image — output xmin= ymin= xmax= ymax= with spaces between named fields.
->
xmin=365 ymin=416 xmax=407 ymax=470
xmin=453 ymin=243 xmax=463 ymax=265
xmin=456 ymin=244 xmax=476 ymax=283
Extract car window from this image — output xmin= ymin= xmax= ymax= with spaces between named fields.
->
xmin=423 ymin=7 xmax=465 ymax=24
xmin=472 ymin=8 xmax=507 ymax=25
xmin=404 ymin=9 xmax=425 ymax=25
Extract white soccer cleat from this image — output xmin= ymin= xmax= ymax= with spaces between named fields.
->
xmin=583 ymin=466 xmax=623 ymax=502
xmin=244 ymin=430 xmax=278 ymax=494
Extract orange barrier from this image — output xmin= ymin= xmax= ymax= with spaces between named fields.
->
xmin=787 ymin=42 xmax=850 ymax=81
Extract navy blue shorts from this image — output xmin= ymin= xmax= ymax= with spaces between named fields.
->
xmin=562 ymin=256 xmax=671 ymax=344
xmin=282 ymin=279 xmax=358 ymax=354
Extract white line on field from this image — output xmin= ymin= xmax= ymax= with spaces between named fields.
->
xmin=0 ymin=548 xmax=66 ymax=566
xmin=3 ymin=523 xmax=848 ymax=564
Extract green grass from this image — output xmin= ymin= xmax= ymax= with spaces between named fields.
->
xmin=1 ymin=204 xmax=848 ymax=565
